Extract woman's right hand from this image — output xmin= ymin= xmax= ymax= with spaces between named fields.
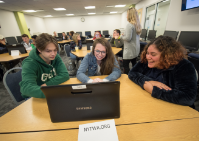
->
xmin=148 ymin=81 xmax=172 ymax=91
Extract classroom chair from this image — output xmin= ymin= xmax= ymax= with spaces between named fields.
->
xmin=3 ymin=67 xmax=25 ymax=105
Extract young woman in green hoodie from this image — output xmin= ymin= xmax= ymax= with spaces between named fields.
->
xmin=20 ymin=33 xmax=70 ymax=98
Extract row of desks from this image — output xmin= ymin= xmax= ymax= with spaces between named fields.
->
xmin=1 ymin=74 xmax=199 ymax=140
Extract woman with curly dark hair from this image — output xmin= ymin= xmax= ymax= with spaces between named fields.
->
xmin=128 ymin=35 xmax=197 ymax=108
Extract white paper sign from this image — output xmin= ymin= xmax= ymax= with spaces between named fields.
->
xmin=11 ymin=50 xmax=20 ymax=56
xmin=78 ymin=119 xmax=119 ymax=141
xmin=72 ymin=85 xmax=87 ymax=89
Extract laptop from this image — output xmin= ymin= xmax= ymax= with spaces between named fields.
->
xmin=6 ymin=44 xmax=27 ymax=55
xmin=55 ymin=37 xmax=63 ymax=41
xmin=41 ymin=81 xmax=120 ymax=123
xmin=86 ymin=40 xmax=93 ymax=50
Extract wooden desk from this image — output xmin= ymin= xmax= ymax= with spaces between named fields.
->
xmin=57 ymin=40 xmax=72 ymax=44
xmin=1 ymin=118 xmax=199 ymax=141
xmin=0 ymin=51 xmax=30 ymax=62
xmin=71 ymin=47 xmax=122 ymax=58
xmin=0 ymin=75 xmax=199 ymax=133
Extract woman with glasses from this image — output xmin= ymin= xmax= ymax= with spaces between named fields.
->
xmin=93 ymin=31 xmax=102 ymax=40
xmin=77 ymin=37 xmax=121 ymax=83
xmin=121 ymin=7 xmax=142 ymax=74
xmin=128 ymin=36 xmax=197 ymax=108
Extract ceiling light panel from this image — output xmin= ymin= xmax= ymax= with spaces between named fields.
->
xmin=53 ymin=8 xmax=66 ymax=11
xmin=85 ymin=6 xmax=95 ymax=9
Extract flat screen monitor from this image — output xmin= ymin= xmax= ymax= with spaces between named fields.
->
xmin=76 ymin=32 xmax=82 ymax=36
xmin=66 ymin=32 xmax=69 ymax=35
xmin=103 ymin=30 xmax=109 ymax=35
xmin=85 ymin=31 xmax=91 ymax=36
xmin=58 ymin=33 xmax=62 ymax=37
xmin=163 ymin=30 xmax=179 ymax=40
xmin=5 ymin=37 xmax=18 ymax=45
xmin=147 ymin=30 xmax=156 ymax=41
xmin=181 ymin=0 xmax=199 ymax=11
xmin=6 ymin=44 xmax=27 ymax=55
xmin=95 ymin=30 xmax=101 ymax=34
xmin=140 ymin=29 xmax=147 ymax=39
xmin=178 ymin=31 xmax=199 ymax=51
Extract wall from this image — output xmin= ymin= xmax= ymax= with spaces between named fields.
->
xmin=166 ymin=0 xmax=199 ymax=31
xmin=43 ymin=14 xmax=121 ymax=36
xmin=0 ymin=9 xmax=21 ymax=37
xmin=24 ymin=15 xmax=47 ymax=36
xmin=135 ymin=0 xmax=199 ymax=32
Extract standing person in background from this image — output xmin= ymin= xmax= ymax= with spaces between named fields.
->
xmin=62 ymin=32 xmax=68 ymax=40
xmin=31 ymin=35 xmax=37 ymax=49
xmin=53 ymin=31 xmax=57 ymax=37
xmin=121 ymin=7 xmax=142 ymax=74
xmin=110 ymin=29 xmax=124 ymax=57
xmin=21 ymin=34 xmax=33 ymax=50
xmin=93 ymin=31 xmax=102 ymax=40
xmin=68 ymin=31 xmax=74 ymax=40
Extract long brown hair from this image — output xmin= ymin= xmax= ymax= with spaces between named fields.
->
xmin=127 ymin=8 xmax=142 ymax=35
xmin=92 ymin=37 xmax=116 ymax=75
xmin=141 ymin=35 xmax=186 ymax=69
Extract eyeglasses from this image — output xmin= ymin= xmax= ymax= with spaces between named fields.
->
xmin=95 ymin=50 xmax=106 ymax=55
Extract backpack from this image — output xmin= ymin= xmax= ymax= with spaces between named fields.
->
xmin=66 ymin=58 xmax=77 ymax=76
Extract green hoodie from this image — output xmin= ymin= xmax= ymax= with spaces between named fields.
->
xmin=19 ymin=48 xmax=70 ymax=98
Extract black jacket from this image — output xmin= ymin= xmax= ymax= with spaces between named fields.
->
xmin=128 ymin=59 xmax=197 ymax=106
xmin=0 ymin=43 xmax=8 ymax=54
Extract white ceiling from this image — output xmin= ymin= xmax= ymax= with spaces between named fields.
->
xmin=0 ymin=0 xmax=143 ymax=18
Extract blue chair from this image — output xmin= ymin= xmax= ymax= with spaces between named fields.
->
xmin=3 ymin=67 xmax=25 ymax=105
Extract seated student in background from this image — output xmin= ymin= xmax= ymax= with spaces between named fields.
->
xmin=68 ymin=31 xmax=74 ymax=40
xmin=128 ymin=36 xmax=197 ymax=108
xmin=77 ymin=37 xmax=121 ymax=83
xmin=20 ymin=33 xmax=70 ymax=98
xmin=110 ymin=29 xmax=124 ymax=57
xmin=53 ymin=31 xmax=57 ymax=37
xmin=21 ymin=34 xmax=33 ymax=50
xmin=31 ymin=35 xmax=37 ymax=49
xmin=70 ymin=33 xmax=82 ymax=60
xmin=62 ymin=32 xmax=68 ymax=40
xmin=93 ymin=31 xmax=101 ymax=40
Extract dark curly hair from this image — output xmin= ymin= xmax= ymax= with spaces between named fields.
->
xmin=141 ymin=35 xmax=187 ymax=69
xmin=35 ymin=33 xmax=58 ymax=51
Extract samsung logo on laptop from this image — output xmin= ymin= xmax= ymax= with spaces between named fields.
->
xmin=76 ymin=107 xmax=92 ymax=110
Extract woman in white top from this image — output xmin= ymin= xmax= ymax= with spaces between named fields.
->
xmin=121 ymin=7 xmax=142 ymax=74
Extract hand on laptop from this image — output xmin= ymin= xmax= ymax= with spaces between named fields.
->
xmin=92 ymin=78 xmax=103 ymax=83
xmin=41 ymin=83 xmax=47 ymax=86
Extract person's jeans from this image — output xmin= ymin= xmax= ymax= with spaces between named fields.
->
xmin=123 ymin=58 xmax=137 ymax=74
xmin=70 ymin=52 xmax=77 ymax=60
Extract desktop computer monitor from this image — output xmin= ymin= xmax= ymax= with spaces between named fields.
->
xmin=147 ymin=30 xmax=156 ymax=41
xmin=103 ymin=30 xmax=109 ymax=35
xmin=57 ymin=33 xmax=62 ymax=37
xmin=178 ymin=31 xmax=199 ymax=51
xmin=76 ymin=32 xmax=82 ymax=36
xmin=85 ymin=31 xmax=91 ymax=36
xmin=163 ymin=30 xmax=179 ymax=40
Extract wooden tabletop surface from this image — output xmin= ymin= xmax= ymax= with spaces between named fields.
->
xmin=71 ymin=47 xmax=122 ymax=58
xmin=1 ymin=118 xmax=199 ymax=141
xmin=0 ymin=74 xmax=199 ymax=134
xmin=57 ymin=40 xmax=72 ymax=44
xmin=0 ymin=50 xmax=30 ymax=62
xmin=86 ymin=38 xmax=110 ymax=40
